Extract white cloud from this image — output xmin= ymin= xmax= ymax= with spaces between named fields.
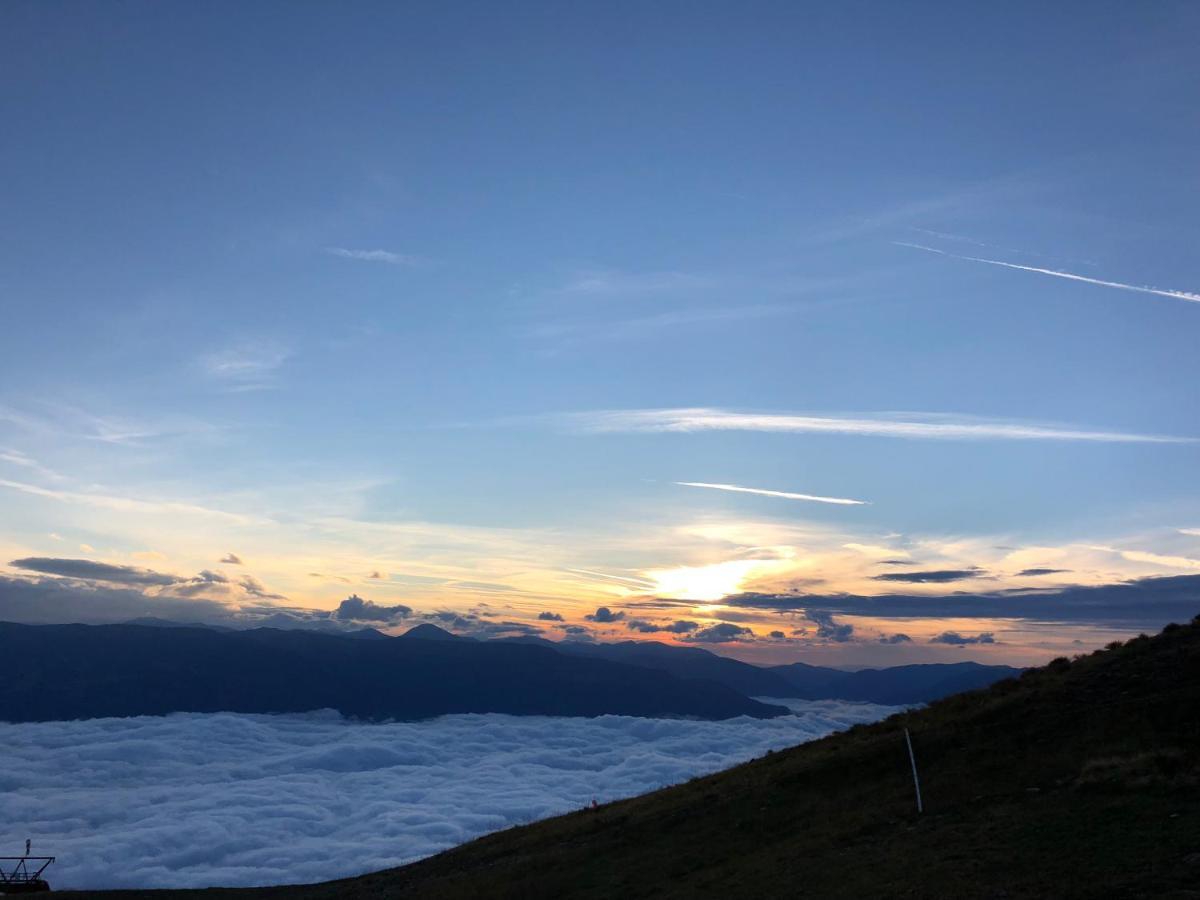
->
xmin=1095 ymin=546 xmax=1200 ymax=571
xmin=324 ymin=247 xmax=420 ymax=266
xmin=1 ymin=402 xmax=208 ymax=446
xmin=0 ymin=448 xmax=63 ymax=481
xmin=675 ymin=481 xmax=868 ymax=506
xmin=0 ymin=704 xmax=897 ymax=889
xmin=201 ymin=340 xmax=290 ymax=390
xmin=557 ymin=269 xmax=708 ymax=298
xmin=0 ymin=478 xmax=267 ymax=527
xmin=562 ymin=568 xmax=659 ymax=590
xmin=896 ymin=242 xmax=1200 ymax=305
xmin=569 ymin=408 xmax=1192 ymax=443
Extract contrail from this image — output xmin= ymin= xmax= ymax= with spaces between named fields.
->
xmin=571 ymin=408 xmax=1193 ymax=443
xmin=675 ymin=481 xmax=868 ymax=506
xmin=563 ymin=568 xmax=659 ymax=589
xmin=895 ymin=242 xmax=1200 ymax=304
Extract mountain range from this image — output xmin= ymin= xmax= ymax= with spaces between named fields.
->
xmin=500 ymin=634 xmax=1021 ymax=704
xmin=0 ymin=620 xmax=1020 ymax=724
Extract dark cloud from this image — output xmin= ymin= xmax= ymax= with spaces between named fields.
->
xmin=625 ymin=618 xmax=699 ymax=634
xmin=368 ymin=571 xmax=385 ymax=580
xmin=681 ymin=623 xmax=754 ymax=644
xmin=665 ymin=620 xmax=699 ymax=634
xmin=719 ymin=574 xmax=1200 ymax=627
xmin=805 ymin=610 xmax=855 ymax=642
xmin=171 ymin=569 xmax=237 ymax=598
xmin=0 ymin=575 xmax=233 ymax=626
xmin=930 ymin=631 xmax=996 ymax=645
xmin=1017 ymin=568 xmax=1070 ymax=577
xmin=537 ymin=611 xmax=564 ymax=621
xmin=427 ymin=610 xmax=542 ymax=638
xmin=560 ymin=624 xmax=590 ymax=635
xmin=9 ymin=557 xmax=182 ymax=586
xmin=237 ymin=575 xmax=286 ymax=601
xmin=0 ymin=576 xmax=377 ymax=636
xmin=333 ymin=594 xmax=413 ymax=623
xmin=626 ymin=619 xmax=662 ymax=633
xmin=478 ymin=620 xmax=543 ymax=637
xmin=768 ymin=630 xmax=786 ymax=639
xmin=877 ymin=559 xmax=918 ymax=566
xmin=879 ymin=633 xmax=913 ymax=644
xmin=219 ymin=553 xmax=243 ymax=565
xmin=872 ymin=568 xmax=985 ymax=584
xmin=586 ymin=606 xmax=625 ymax=623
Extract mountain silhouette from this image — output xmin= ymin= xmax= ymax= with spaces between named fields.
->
xmin=0 ymin=622 xmax=785 ymax=723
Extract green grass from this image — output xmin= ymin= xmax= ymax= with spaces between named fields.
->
xmin=68 ymin=617 xmax=1200 ymax=899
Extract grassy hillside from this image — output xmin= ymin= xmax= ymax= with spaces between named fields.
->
xmin=71 ymin=617 xmax=1200 ymax=899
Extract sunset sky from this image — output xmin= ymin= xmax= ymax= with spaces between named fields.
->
xmin=2 ymin=1 xmax=1198 ymax=665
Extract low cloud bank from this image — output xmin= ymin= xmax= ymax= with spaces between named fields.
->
xmin=720 ymin=573 xmax=1200 ymax=627
xmin=0 ymin=704 xmax=896 ymax=889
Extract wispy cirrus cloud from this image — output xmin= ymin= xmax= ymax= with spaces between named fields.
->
xmin=0 ymin=447 xmax=63 ymax=481
xmin=556 ymin=269 xmax=709 ymax=298
xmin=0 ymin=478 xmax=267 ymax=526
xmin=896 ymin=242 xmax=1200 ymax=305
xmin=525 ymin=303 xmax=799 ymax=343
xmin=201 ymin=339 xmax=290 ymax=391
xmin=324 ymin=247 xmax=420 ymax=266
xmin=562 ymin=568 xmax=659 ymax=591
xmin=1093 ymin=546 xmax=1200 ymax=571
xmin=675 ymin=481 xmax=868 ymax=506
xmin=567 ymin=408 xmax=1193 ymax=444
xmin=907 ymin=228 xmax=1099 ymax=269
xmin=1 ymin=402 xmax=206 ymax=446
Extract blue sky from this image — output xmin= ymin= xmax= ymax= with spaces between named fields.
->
xmin=2 ymin=1 xmax=1198 ymax=663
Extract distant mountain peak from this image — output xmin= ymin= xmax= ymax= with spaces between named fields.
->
xmin=400 ymin=623 xmax=462 ymax=641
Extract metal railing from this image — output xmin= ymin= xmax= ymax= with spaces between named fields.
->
xmin=0 ymin=857 xmax=55 ymax=885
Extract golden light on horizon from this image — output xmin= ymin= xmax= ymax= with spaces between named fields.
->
xmin=645 ymin=558 xmax=789 ymax=602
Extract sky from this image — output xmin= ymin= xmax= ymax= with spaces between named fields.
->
xmin=1 ymin=1 xmax=1199 ymax=665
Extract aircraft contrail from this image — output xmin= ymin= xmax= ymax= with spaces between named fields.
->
xmin=675 ymin=481 xmax=868 ymax=506
xmin=895 ymin=241 xmax=1200 ymax=304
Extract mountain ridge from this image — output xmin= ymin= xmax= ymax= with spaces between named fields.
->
xmin=0 ymin=622 xmax=784 ymax=723
xmin=491 ymin=632 xmax=1020 ymax=704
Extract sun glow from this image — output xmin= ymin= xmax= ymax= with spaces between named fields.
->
xmin=646 ymin=559 xmax=785 ymax=601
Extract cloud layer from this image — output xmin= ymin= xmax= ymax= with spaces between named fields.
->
xmin=324 ymin=247 xmax=418 ymax=265
xmin=0 ymin=705 xmax=896 ymax=890
xmin=721 ymin=573 xmax=1200 ymax=627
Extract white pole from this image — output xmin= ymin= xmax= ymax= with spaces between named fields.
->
xmin=904 ymin=728 xmax=923 ymax=814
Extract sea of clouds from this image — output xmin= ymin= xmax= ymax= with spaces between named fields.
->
xmin=0 ymin=701 xmax=897 ymax=890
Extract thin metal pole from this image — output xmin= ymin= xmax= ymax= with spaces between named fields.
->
xmin=904 ymin=727 xmax=923 ymax=814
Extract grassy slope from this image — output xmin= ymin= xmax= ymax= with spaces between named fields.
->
xmin=72 ymin=619 xmax=1200 ymax=900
